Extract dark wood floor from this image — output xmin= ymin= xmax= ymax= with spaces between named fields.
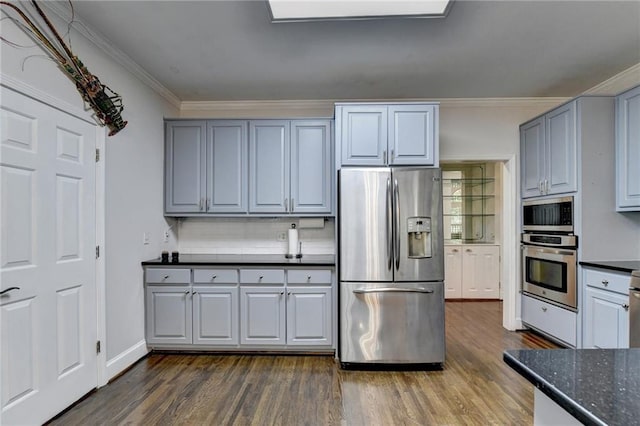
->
xmin=49 ymin=301 xmax=557 ymax=425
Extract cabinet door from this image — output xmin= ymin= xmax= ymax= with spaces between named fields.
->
xmin=286 ymin=287 xmax=332 ymax=346
xmin=546 ymin=102 xmax=577 ymax=195
xmin=444 ymin=246 xmax=462 ymax=299
xmin=616 ymin=85 xmax=640 ymax=211
xmin=240 ymin=287 xmax=286 ymax=345
xmin=388 ymin=105 xmax=436 ymax=165
xmin=165 ymin=121 xmax=206 ymax=213
xmin=583 ymin=287 xmax=629 ymax=349
xmin=461 ymin=245 xmax=500 ymax=299
xmin=249 ymin=121 xmax=290 ymax=213
xmin=290 ymin=121 xmax=332 ymax=214
xmin=145 ymin=286 xmax=192 ymax=345
xmin=520 ymin=117 xmax=545 ymax=198
xmin=340 ymin=105 xmax=387 ymax=166
xmin=192 ymin=286 xmax=239 ymax=346
xmin=207 ymin=121 xmax=248 ymax=213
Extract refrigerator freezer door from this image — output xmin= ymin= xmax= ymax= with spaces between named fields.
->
xmin=339 ymin=281 xmax=445 ymax=364
xmin=393 ymin=167 xmax=444 ymax=282
xmin=339 ymin=168 xmax=393 ymax=282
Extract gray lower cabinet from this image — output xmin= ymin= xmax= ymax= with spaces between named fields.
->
xmin=145 ymin=266 xmax=333 ymax=350
xmin=616 ymin=85 xmax=640 ymax=211
xmin=582 ymin=267 xmax=630 ymax=349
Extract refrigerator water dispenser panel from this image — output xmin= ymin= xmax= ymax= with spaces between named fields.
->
xmin=407 ymin=217 xmax=432 ymax=258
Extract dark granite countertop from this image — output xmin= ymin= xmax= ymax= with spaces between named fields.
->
xmin=142 ymin=254 xmax=335 ymax=267
xmin=579 ymin=260 xmax=640 ymax=274
xmin=504 ymin=348 xmax=640 ymax=426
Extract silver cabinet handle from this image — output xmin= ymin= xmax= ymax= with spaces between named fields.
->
xmin=386 ymin=178 xmax=392 ymax=271
xmin=602 ymin=280 xmax=609 ymax=287
xmin=541 ymin=307 xmax=547 ymax=312
xmin=383 ymin=150 xmax=387 ymax=164
xmin=199 ymin=198 xmax=204 ymax=211
xmin=391 ymin=149 xmax=394 ymax=160
xmin=353 ymin=287 xmax=434 ymax=294
xmin=0 ymin=287 xmax=20 ymax=296
xmin=284 ymin=198 xmax=288 ymax=212
xmin=545 ymin=179 xmax=549 ymax=194
xmin=394 ymin=179 xmax=400 ymax=271
xmin=206 ymin=198 xmax=210 ymax=210
xmin=622 ymin=303 xmax=630 ymax=311
xmin=290 ymin=198 xmax=294 ymax=212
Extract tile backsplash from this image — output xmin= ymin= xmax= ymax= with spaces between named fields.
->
xmin=177 ymin=217 xmax=335 ymax=255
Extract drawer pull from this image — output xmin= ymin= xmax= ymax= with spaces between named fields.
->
xmin=184 ymin=290 xmax=190 ymax=295
xmin=452 ymin=249 xmax=459 ymax=253
xmin=211 ymin=275 xmax=217 ymax=281
xmin=0 ymin=287 xmax=20 ymax=296
xmin=163 ymin=275 xmax=170 ymax=280
xmin=259 ymin=276 xmax=264 ymax=280
xmin=622 ymin=303 xmax=629 ymax=311
xmin=602 ymin=280 xmax=609 ymax=287
xmin=307 ymin=275 xmax=311 ymax=281
xmin=541 ymin=307 xmax=547 ymax=312
xmin=465 ymin=249 xmax=472 ymax=252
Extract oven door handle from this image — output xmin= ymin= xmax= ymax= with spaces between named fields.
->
xmin=524 ymin=246 xmax=576 ymax=256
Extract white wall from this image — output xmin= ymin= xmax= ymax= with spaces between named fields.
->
xmin=179 ymin=218 xmax=334 ymax=255
xmin=1 ymin=8 xmax=179 ymax=379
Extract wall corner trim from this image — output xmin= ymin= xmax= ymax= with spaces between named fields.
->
xmin=104 ymin=339 xmax=149 ymax=385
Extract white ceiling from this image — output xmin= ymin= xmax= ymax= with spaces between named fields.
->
xmin=66 ymin=0 xmax=639 ymax=102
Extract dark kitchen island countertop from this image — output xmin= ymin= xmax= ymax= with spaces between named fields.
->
xmin=579 ymin=260 xmax=640 ymax=274
xmin=504 ymin=348 xmax=640 ymax=426
xmin=142 ymin=253 xmax=336 ymax=267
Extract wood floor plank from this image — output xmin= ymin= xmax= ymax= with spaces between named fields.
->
xmin=47 ymin=301 xmax=558 ymax=425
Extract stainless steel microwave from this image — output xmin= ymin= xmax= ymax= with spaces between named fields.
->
xmin=522 ymin=196 xmax=574 ymax=233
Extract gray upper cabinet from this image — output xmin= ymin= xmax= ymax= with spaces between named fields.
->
xmin=249 ymin=120 xmax=332 ymax=214
xmin=291 ymin=121 xmax=332 ymax=214
xmin=616 ymin=85 xmax=640 ymax=211
xmin=249 ymin=120 xmax=290 ymax=213
xmin=520 ymin=102 xmax=577 ymax=198
xmin=207 ymin=121 xmax=248 ymax=213
xmin=338 ymin=103 xmax=438 ymax=167
xmin=166 ymin=119 xmax=333 ymax=216
xmin=165 ymin=121 xmax=206 ymax=213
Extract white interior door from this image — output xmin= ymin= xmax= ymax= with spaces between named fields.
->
xmin=1 ymin=87 xmax=97 ymax=425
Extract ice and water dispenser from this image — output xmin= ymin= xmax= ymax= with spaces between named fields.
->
xmin=407 ymin=217 xmax=432 ymax=258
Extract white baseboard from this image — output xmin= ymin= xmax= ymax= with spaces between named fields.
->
xmin=105 ymin=340 xmax=149 ymax=384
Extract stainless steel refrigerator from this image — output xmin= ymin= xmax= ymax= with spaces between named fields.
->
xmin=339 ymin=167 xmax=445 ymax=367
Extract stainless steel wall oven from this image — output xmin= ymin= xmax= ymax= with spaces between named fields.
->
xmin=521 ymin=196 xmax=577 ymax=310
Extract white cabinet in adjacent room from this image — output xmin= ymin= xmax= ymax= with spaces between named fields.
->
xmin=444 ymin=244 xmax=500 ymax=299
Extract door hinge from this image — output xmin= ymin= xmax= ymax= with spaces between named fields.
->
xmin=95 ymin=148 xmax=100 ymax=162
xmin=96 ymin=340 xmax=101 ymax=354
xmin=96 ymin=246 xmax=100 ymax=259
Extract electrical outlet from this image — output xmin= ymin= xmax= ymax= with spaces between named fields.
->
xmin=143 ymin=232 xmax=150 ymax=245
xmin=163 ymin=230 xmax=170 ymax=243
xmin=276 ymin=232 xmax=286 ymax=241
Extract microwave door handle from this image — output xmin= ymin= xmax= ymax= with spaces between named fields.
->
xmin=394 ymin=179 xmax=400 ymax=271
xmin=386 ymin=178 xmax=393 ymax=271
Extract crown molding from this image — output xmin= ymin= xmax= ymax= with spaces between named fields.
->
xmin=41 ymin=2 xmax=182 ymax=109
xmin=583 ymin=63 xmax=640 ymax=96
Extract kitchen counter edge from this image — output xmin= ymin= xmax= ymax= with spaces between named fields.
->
xmin=142 ymin=254 xmax=336 ymax=267
xmin=579 ymin=260 xmax=640 ymax=274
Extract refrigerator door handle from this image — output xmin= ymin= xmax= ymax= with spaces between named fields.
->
xmin=353 ymin=287 xmax=435 ymax=294
xmin=386 ymin=178 xmax=393 ymax=271
xmin=394 ymin=179 xmax=400 ymax=271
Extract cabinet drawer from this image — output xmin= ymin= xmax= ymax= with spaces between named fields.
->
xmin=522 ymin=294 xmax=576 ymax=347
xmin=240 ymin=269 xmax=285 ymax=284
xmin=146 ymin=268 xmax=190 ymax=284
xmin=583 ymin=268 xmax=630 ymax=295
xmin=287 ymin=269 xmax=332 ymax=285
xmin=193 ymin=269 xmax=238 ymax=284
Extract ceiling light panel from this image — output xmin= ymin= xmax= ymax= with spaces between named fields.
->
xmin=267 ymin=0 xmax=452 ymax=22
